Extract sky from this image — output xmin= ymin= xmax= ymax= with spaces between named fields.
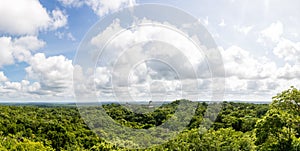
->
xmin=0 ymin=0 xmax=299 ymax=102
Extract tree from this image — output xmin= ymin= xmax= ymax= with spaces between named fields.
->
xmin=272 ymin=86 xmax=300 ymax=115
xmin=255 ymin=109 xmax=297 ymax=150
xmin=255 ymin=87 xmax=300 ymax=151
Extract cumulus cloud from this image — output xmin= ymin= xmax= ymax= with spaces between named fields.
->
xmin=217 ymin=45 xmax=300 ymax=101
xmin=223 ymin=76 xmax=288 ymax=101
xmin=25 ymin=53 xmax=74 ymax=96
xmin=58 ymin=0 xmax=84 ymax=7
xmin=74 ymin=17 xmax=223 ymax=102
xmin=0 ymin=52 xmax=74 ymax=101
xmin=1 ymin=1 xmax=299 ymax=102
xmin=0 ymin=0 xmax=50 ymax=35
xmin=86 ymin=0 xmax=136 ymax=17
xmin=67 ymin=33 xmax=76 ymax=41
xmin=13 ymin=36 xmax=46 ymax=62
xmin=258 ymin=21 xmax=283 ymax=44
xmin=221 ymin=45 xmax=276 ymax=79
xmin=55 ymin=32 xmax=76 ymax=41
xmin=0 ymin=0 xmax=67 ymax=35
xmin=90 ymin=19 xmax=206 ymax=71
xmin=0 ymin=37 xmax=14 ymax=67
xmin=277 ymin=64 xmax=300 ymax=80
xmin=0 ymin=36 xmax=45 ymax=67
xmin=272 ymin=37 xmax=300 ymax=82
xmin=0 ymin=80 xmax=43 ymax=100
xmin=94 ymin=67 xmax=111 ymax=87
xmin=219 ymin=41 xmax=300 ymax=101
xmin=49 ymin=9 xmax=68 ymax=30
xmin=126 ymin=61 xmax=183 ymax=101
xmin=273 ymin=38 xmax=300 ymax=62
xmin=59 ymin=0 xmax=136 ymax=17
xmin=90 ymin=18 xmax=206 ymax=69
xmin=14 ymin=36 xmax=45 ymax=51
xmin=0 ymin=72 xmax=8 ymax=82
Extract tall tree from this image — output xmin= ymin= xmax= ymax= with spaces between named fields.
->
xmin=271 ymin=86 xmax=300 ymax=115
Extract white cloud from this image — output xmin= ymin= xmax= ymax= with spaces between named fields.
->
xmin=73 ymin=65 xmax=96 ymax=99
xmin=277 ymin=63 xmax=300 ymax=80
xmin=0 ymin=37 xmax=14 ymax=67
xmin=59 ymin=0 xmax=136 ymax=17
xmin=55 ymin=32 xmax=65 ymax=39
xmin=0 ymin=72 xmax=8 ymax=82
xmin=77 ymin=18 xmax=215 ymax=101
xmin=59 ymin=0 xmax=84 ymax=7
xmin=2 ymin=1 xmax=298 ymax=102
xmin=91 ymin=18 xmax=205 ymax=68
xmin=0 ymin=36 xmax=45 ymax=67
xmin=25 ymin=53 xmax=74 ymax=96
xmin=217 ymin=41 xmax=300 ymax=101
xmin=0 ymin=79 xmax=43 ymax=100
xmin=55 ymin=32 xmax=76 ymax=41
xmin=4 ymin=81 xmax=22 ymax=91
xmin=94 ymin=67 xmax=111 ymax=86
xmin=217 ymin=45 xmax=299 ymax=101
xmin=67 ymin=33 xmax=76 ymax=41
xmin=86 ymin=0 xmax=136 ymax=17
xmin=223 ymin=76 xmax=288 ymax=101
xmin=225 ymin=76 xmax=247 ymax=92
xmin=221 ymin=45 xmax=276 ymax=79
xmin=89 ymin=18 xmax=210 ymax=87
xmin=0 ymin=0 xmax=67 ymax=35
xmin=273 ymin=38 xmax=300 ymax=62
xmin=13 ymin=36 xmax=45 ymax=62
xmin=14 ymin=36 xmax=45 ymax=51
xmin=90 ymin=19 xmax=123 ymax=48
xmin=50 ymin=9 xmax=68 ymax=30
xmin=0 ymin=0 xmax=50 ymax=35
xmin=258 ymin=21 xmax=283 ymax=43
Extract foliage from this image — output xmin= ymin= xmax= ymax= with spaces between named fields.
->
xmin=272 ymin=86 xmax=300 ymax=115
xmin=255 ymin=86 xmax=300 ymax=151
xmin=0 ymin=87 xmax=299 ymax=150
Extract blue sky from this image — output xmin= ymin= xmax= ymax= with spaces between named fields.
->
xmin=0 ymin=0 xmax=299 ymax=102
